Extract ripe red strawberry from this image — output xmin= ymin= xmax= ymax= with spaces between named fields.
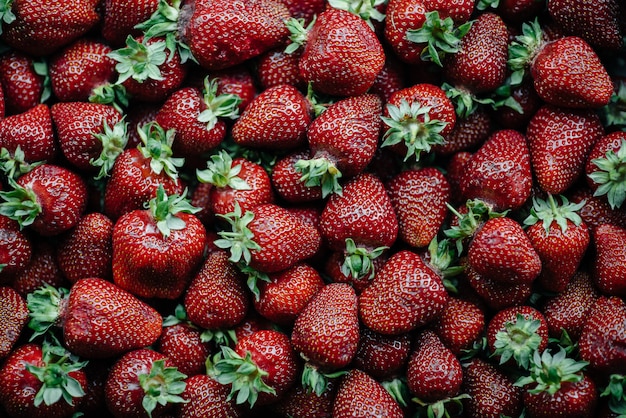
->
xmin=183 ymin=0 xmax=291 ymax=70
xmin=256 ymin=48 xmax=306 ymax=90
xmin=286 ymin=8 xmax=385 ymax=96
xmin=464 ymin=263 xmax=533 ymax=310
xmin=0 ymin=51 xmax=47 ymax=115
xmin=579 ymin=296 xmax=626 ymax=376
xmin=332 ymin=369 xmax=404 ymax=418
xmin=586 ymin=131 xmax=626 ymax=209
xmin=254 ymin=262 xmax=325 ymax=326
xmin=527 ymin=105 xmax=605 ymax=194
xmin=196 ymin=150 xmax=275 ymax=216
xmin=291 ymin=283 xmax=360 ymax=394
xmin=353 ymin=327 xmax=411 ymax=380
xmin=0 ymin=163 xmax=87 ymax=236
xmin=27 ymin=278 xmax=162 ymax=359
xmin=459 ymin=129 xmax=533 ymax=211
xmin=281 ymin=0 xmax=326 ymax=24
xmin=445 ymin=151 xmax=473 ymax=205
xmin=542 ymin=271 xmax=600 ymax=341
xmin=271 ymin=151 xmax=324 ymax=203
xmin=105 ymin=349 xmax=187 ymax=418
xmin=0 ymin=214 xmax=32 ymax=284
xmin=323 ymin=248 xmax=387 ymax=293
xmin=208 ymin=329 xmax=299 ymax=407
xmin=359 ymin=249 xmax=449 ymax=335
xmin=319 ymin=173 xmax=398 ymax=279
xmin=112 ymin=186 xmax=206 ymax=299
xmin=508 ymin=19 xmax=613 ymax=108
xmin=462 ymin=358 xmax=524 ymax=418
xmin=387 ymin=167 xmax=450 ymax=248
xmin=0 ymin=286 xmax=28 ymax=358
xmin=156 ymin=78 xmax=241 ymax=159
xmin=215 ymin=202 xmax=321 ymax=274
xmin=48 ymin=39 xmax=116 ymax=102
xmin=101 ymin=0 xmax=159 ymax=46
xmin=178 ymin=374 xmax=244 ymax=418
xmin=524 ymin=194 xmax=590 ymax=293
xmin=0 ymin=104 xmax=57 ymax=163
xmin=272 ymin=378 xmax=338 ymax=418
xmin=103 ymin=121 xmax=184 ymax=220
xmin=12 ymin=240 xmax=66 ymax=297
xmin=431 ymin=296 xmax=486 ymax=356
xmin=493 ymin=77 xmax=543 ymax=131
xmin=516 ymin=348 xmax=598 ymax=418
xmin=381 ymin=83 xmax=456 ymax=162
xmin=592 ymin=224 xmax=626 ymax=297
xmin=231 ymin=84 xmax=312 ymax=150
xmin=56 ymin=212 xmax=114 ymax=283
xmin=209 ymin=65 xmax=258 ymax=113
xmin=432 ymin=106 xmax=493 ymax=156
xmin=0 ymin=341 xmax=88 ymax=418
xmin=486 ymin=305 xmax=549 ymax=370
xmin=569 ymin=186 xmax=626 ymax=233
xmin=295 ymin=94 xmax=382 ymax=197
xmin=183 ymin=250 xmax=250 ymax=332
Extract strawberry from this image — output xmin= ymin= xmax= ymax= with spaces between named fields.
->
xmin=26 ymin=278 xmax=162 ymax=359
xmin=286 ymin=8 xmax=385 ymax=96
xmin=431 ymin=296 xmax=486 ymax=356
xmin=12 ymin=240 xmax=66 ymax=297
xmin=353 ymin=327 xmax=412 ymax=380
xmin=208 ymin=329 xmax=299 ymax=407
xmin=0 ymin=214 xmax=31 ymax=284
xmin=459 ymin=129 xmax=533 ymax=211
xmin=0 ymin=163 xmax=87 ymax=236
xmin=291 ymin=283 xmax=360 ymax=394
xmin=464 ymin=263 xmax=533 ymax=310
xmin=56 ymin=212 xmax=114 ymax=283
xmin=196 ymin=150 xmax=275 ymax=216
xmin=486 ymin=305 xmax=549 ymax=370
xmin=254 ymin=262 xmax=325 ymax=326
xmin=156 ymin=77 xmax=241 ymax=160
xmin=462 ymin=358 xmax=524 ymax=418
xmin=103 ymin=121 xmax=184 ymax=220
xmin=369 ymin=53 xmax=408 ymax=104
xmin=0 ymin=51 xmax=48 ymax=115
xmin=319 ymin=173 xmax=398 ymax=279
xmin=0 ymin=104 xmax=57 ymax=163
xmin=272 ymin=378 xmax=338 ymax=418
xmin=215 ymin=202 xmax=321 ymax=274
xmin=112 ymin=186 xmax=206 ymax=299
xmin=508 ymin=19 xmax=613 ymax=108
xmin=178 ymin=374 xmax=244 ymax=418
xmin=281 ymin=0 xmax=326 ymax=24
xmin=323 ymin=248 xmax=387 ymax=294
xmin=359 ymin=249 xmax=449 ymax=335
xmin=183 ymin=250 xmax=250 ymax=332
xmin=271 ymin=151 xmax=324 ymax=203
xmin=445 ymin=151 xmax=473 ymax=206
xmin=586 ymin=131 xmax=626 ymax=209
xmin=51 ymin=102 xmax=124 ymax=175
xmin=387 ymin=167 xmax=450 ymax=248
xmin=524 ymin=194 xmax=590 ymax=293
xmin=209 ymin=65 xmax=258 ymax=113
xmin=592 ymin=223 xmax=626 ymax=297
xmin=569 ymin=186 xmax=626 ymax=233
xmin=527 ymin=104 xmax=605 ymax=194
xmin=432 ymin=106 xmax=493 ymax=156
xmin=516 ymin=348 xmax=598 ymax=418
xmin=101 ymin=0 xmax=159 ymax=46
xmin=48 ymin=39 xmax=116 ymax=103
xmin=0 ymin=286 xmax=28 ymax=358
xmin=295 ymin=94 xmax=382 ymax=198
xmin=105 ymin=348 xmax=187 ymax=418
xmin=332 ymin=369 xmax=404 ymax=418
xmin=256 ymin=48 xmax=306 ymax=91
xmin=492 ymin=77 xmax=543 ymax=131
xmin=0 ymin=341 xmax=88 ymax=418
xmin=183 ymin=0 xmax=291 ymax=70
xmin=542 ymin=271 xmax=600 ymax=341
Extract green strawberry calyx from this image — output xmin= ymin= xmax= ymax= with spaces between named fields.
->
xmin=26 ymin=284 xmax=70 ymax=339
xmin=492 ymin=313 xmax=543 ymax=370
xmin=284 ymin=17 xmax=316 ymax=54
xmin=514 ymin=346 xmax=588 ymax=395
xmin=301 ymin=362 xmax=347 ymax=397
xmin=196 ymin=150 xmax=251 ymax=190
xmin=161 ymin=304 xmax=190 ymax=327
xmin=425 ymin=237 xmax=465 ymax=293
xmin=89 ymin=83 xmax=129 ymax=114
xmin=381 ymin=99 xmax=448 ymax=162
xmin=26 ymin=339 xmax=87 ymax=407
xmin=0 ymin=146 xmax=42 ymax=180
xmin=0 ymin=0 xmax=16 ymax=35
xmin=214 ymin=202 xmax=261 ymax=265
xmin=599 ymin=80 xmax=626 ymax=128
xmin=198 ymin=77 xmax=241 ymax=131
xmin=148 ymin=185 xmax=200 ymax=238
xmin=508 ymin=18 xmax=544 ymax=86
xmin=381 ymin=377 xmax=411 ymax=408
xmin=138 ymin=359 xmax=188 ymax=417
xmin=442 ymin=83 xmax=498 ymax=119
xmin=294 ymin=155 xmax=343 ymax=198
xmin=109 ymin=35 xmax=168 ymax=84
xmin=340 ymin=238 xmax=387 ymax=281
xmin=412 ymin=393 xmax=471 ymax=418
xmin=237 ymin=262 xmax=271 ymax=302
xmin=588 ymin=139 xmax=626 ymax=209
xmin=90 ymin=118 xmax=130 ymax=180
xmin=327 ymin=0 xmax=386 ymax=30
xmin=523 ymin=194 xmax=585 ymax=234
xmin=444 ymin=199 xmax=507 ymax=254
xmin=207 ymin=345 xmax=276 ymax=407
xmin=405 ymin=11 xmax=473 ymax=67
xmin=0 ymin=177 xmax=42 ymax=229
xmin=137 ymin=121 xmax=184 ymax=179
xmin=601 ymin=374 xmax=626 ymax=416
xmin=200 ymin=328 xmax=238 ymax=347
xmin=476 ymin=0 xmax=500 ymax=10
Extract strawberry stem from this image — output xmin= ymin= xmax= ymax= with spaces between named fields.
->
xmin=514 ymin=347 xmax=588 ymax=395
xmin=493 ymin=313 xmax=543 ymax=370
xmin=294 ymin=156 xmax=343 ymax=198
xmin=508 ymin=18 xmax=544 ymax=85
xmin=137 ymin=121 xmax=184 ymax=179
xmin=327 ymin=0 xmax=386 ymax=30
xmin=0 ymin=177 xmax=42 ymax=229
xmin=89 ymin=83 xmax=129 ymax=113
xmin=109 ymin=36 xmax=167 ymax=83
xmin=284 ymin=17 xmax=315 ymax=54
xmin=340 ymin=238 xmax=387 ymax=280
xmin=0 ymin=0 xmax=16 ymax=35
xmin=0 ymin=146 xmax=42 ymax=179
xmin=301 ymin=363 xmax=347 ymax=396
xmin=214 ymin=203 xmax=261 ymax=265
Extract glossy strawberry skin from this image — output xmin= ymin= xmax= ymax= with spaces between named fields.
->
xmin=101 ymin=0 xmax=159 ymax=46
xmin=592 ymin=224 xmax=626 ymax=296
xmin=353 ymin=328 xmax=411 ymax=379
xmin=569 ymin=186 xmax=626 ymax=233
xmin=432 ymin=296 xmax=486 ymax=356
xmin=465 ymin=260 xmax=533 ymax=311
xmin=0 ymin=104 xmax=57 ymax=163
xmin=157 ymin=323 xmax=211 ymax=377
xmin=433 ymin=107 xmax=493 ymax=156
xmin=332 ymin=369 xmax=404 ymax=418
xmin=0 ymin=286 xmax=28 ymax=359
xmin=0 ymin=51 xmax=45 ymax=115
xmin=271 ymin=151 xmax=324 ymax=203
xmin=178 ymin=374 xmax=244 ymax=418
xmin=383 ymin=0 xmax=429 ymax=65
xmin=522 ymin=374 xmax=598 ymax=418
xmin=0 ymin=215 xmax=32 ymax=284
xmin=13 ymin=241 xmax=67 ymax=297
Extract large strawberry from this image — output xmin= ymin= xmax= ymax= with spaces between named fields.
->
xmin=101 ymin=0 xmax=159 ymax=47
xmin=0 ymin=103 xmax=56 ymax=163
xmin=26 ymin=278 xmax=162 ymax=359
xmin=112 ymin=186 xmax=206 ymax=299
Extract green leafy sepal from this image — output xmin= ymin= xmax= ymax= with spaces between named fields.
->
xmin=138 ymin=359 xmax=188 ymax=417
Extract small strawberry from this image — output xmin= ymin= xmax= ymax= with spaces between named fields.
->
xmin=586 ymin=131 xmax=626 ymax=210
xmin=12 ymin=240 xmax=66 ymax=297
xmin=432 ymin=106 xmax=493 ymax=156
xmin=592 ymin=224 xmax=626 ymax=297
xmin=0 ymin=51 xmax=48 ymax=115
xmin=0 ymin=104 xmax=56 ymax=163
xmin=353 ymin=327 xmax=412 ymax=380
xmin=0 ymin=286 xmax=28 ymax=358
xmin=26 ymin=278 xmax=163 ymax=359
xmin=0 ymin=214 xmax=32 ymax=284
xmin=332 ymin=369 xmax=404 ymax=418
xmin=271 ymin=151 xmax=324 ymax=203
xmin=178 ymin=374 xmax=244 ymax=418
xmin=431 ymin=296 xmax=486 ymax=356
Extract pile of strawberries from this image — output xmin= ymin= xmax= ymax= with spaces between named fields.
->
xmin=0 ymin=0 xmax=625 ymax=417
